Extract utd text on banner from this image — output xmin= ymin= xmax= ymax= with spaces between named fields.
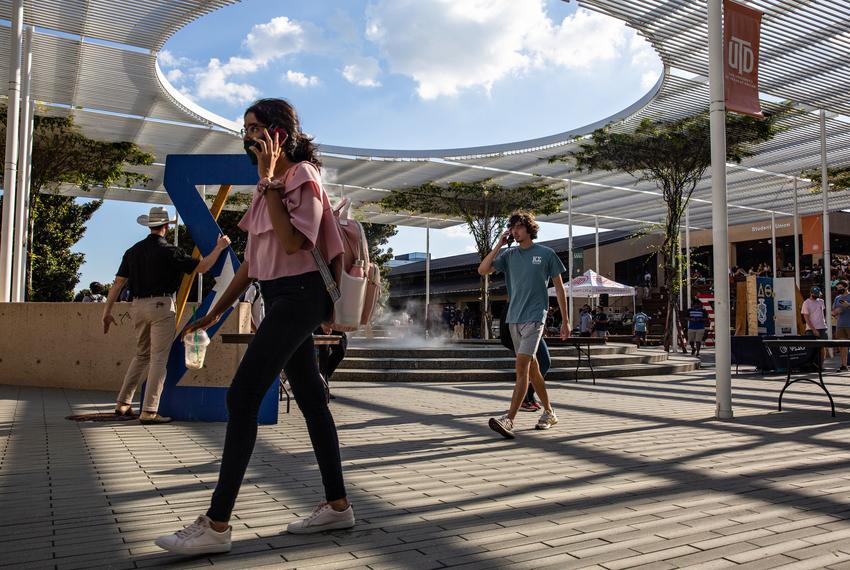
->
xmin=724 ymin=0 xmax=764 ymax=118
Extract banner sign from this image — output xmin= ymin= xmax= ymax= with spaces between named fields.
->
xmin=756 ymin=276 xmax=774 ymax=336
xmin=763 ymin=341 xmax=819 ymax=371
xmin=802 ymin=214 xmax=824 ymax=255
xmin=773 ymin=277 xmax=797 ymax=335
xmin=724 ymin=0 xmax=764 ymax=117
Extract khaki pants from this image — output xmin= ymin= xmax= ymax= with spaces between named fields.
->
xmin=116 ymin=296 xmax=176 ymax=413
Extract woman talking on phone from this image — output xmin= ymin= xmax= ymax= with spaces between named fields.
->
xmin=155 ymin=99 xmax=353 ymax=556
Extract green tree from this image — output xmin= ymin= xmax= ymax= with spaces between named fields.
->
xmin=361 ymin=221 xmax=398 ymax=304
xmin=551 ymin=110 xmax=783 ymax=350
xmin=380 ymin=179 xmax=563 ymax=337
xmin=0 ymin=107 xmax=154 ymax=300
xmin=804 ymin=165 xmax=850 ymax=193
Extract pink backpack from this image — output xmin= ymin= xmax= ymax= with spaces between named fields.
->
xmin=312 ymin=198 xmax=381 ymax=331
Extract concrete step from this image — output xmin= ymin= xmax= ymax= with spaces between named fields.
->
xmin=331 ymin=358 xmax=700 ymax=383
xmin=338 ymin=352 xmax=670 ymax=370
xmin=345 ymin=343 xmax=638 ymax=359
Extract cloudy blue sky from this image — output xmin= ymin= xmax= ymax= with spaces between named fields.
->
xmin=75 ymin=0 xmax=661 ymax=289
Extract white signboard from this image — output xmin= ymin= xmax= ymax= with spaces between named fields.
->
xmin=773 ymin=277 xmax=797 ymax=336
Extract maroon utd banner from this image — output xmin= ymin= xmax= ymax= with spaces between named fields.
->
xmin=724 ymin=0 xmax=764 ymax=117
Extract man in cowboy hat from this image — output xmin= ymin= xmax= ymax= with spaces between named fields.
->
xmin=102 ymin=206 xmax=231 ymax=424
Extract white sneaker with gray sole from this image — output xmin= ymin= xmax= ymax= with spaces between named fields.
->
xmin=287 ymin=502 xmax=355 ymax=534
xmin=154 ymin=515 xmax=231 ymax=555
xmin=489 ymin=414 xmax=515 ymax=439
xmin=536 ymin=409 xmax=558 ymax=430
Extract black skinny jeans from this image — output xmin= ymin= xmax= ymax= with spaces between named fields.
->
xmin=207 ymin=271 xmax=346 ymax=522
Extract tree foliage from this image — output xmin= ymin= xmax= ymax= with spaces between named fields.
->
xmin=361 ymin=221 xmax=397 ymax=278
xmin=804 ymin=165 xmax=850 ymax=193
xmin=551 ymin=110 xmax=784 ymax=349
xmin=380 ymin=179 xmax=563 ymax=260
xmin=379 ymin=179 xmax=564 ymax=336
xmin=0 ymin=107 xmax=155 ymax=300
xmin=361 ymin=222 xmax=398 ymax=305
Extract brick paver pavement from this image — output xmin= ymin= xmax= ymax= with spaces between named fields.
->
xmin=3 ymin=364 xmax=850 ymax=569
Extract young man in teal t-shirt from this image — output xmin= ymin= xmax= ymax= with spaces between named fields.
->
xmin=478 ymin=211 xmax=570 ymax=439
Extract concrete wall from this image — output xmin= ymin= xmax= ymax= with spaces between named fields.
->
xmin=0 ymin=302 xmax=251 ymax=391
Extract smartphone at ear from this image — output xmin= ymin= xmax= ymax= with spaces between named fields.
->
xmin=267 ymin=125 xmax=288 ymax=143
xmin=506 ymin=234 xmax=514 ymax=246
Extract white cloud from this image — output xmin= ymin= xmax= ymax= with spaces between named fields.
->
xmin=286 ymin=70 xmax=321 ymax=87
xmin=158 ymin=49 xmax=192 ymax=69
xmin=342 ymin=57 xmax=382 ymax=87
xmin=443 ymin=225 xmax=470 ymax=238
xmin=166 ymin=68 xmax=184 ymax=82
xmin=365 ymin=0 xmax=659 ymax=99
xmin=194 ymin=58 xmax=260 ymax=105
xmin=244 ymin=16 xmax=307 ymax=64
xmin=180 ymin=16 xmax=321 ymax=105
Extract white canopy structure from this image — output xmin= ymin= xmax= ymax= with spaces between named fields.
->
xmin=548 ymin=270 xmax=636 ymax=297
xmin=1 ymin=0 xmax=849 ymax=420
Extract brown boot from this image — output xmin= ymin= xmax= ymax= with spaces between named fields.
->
xmin=139 ymin=412 xmax=173 ymax=425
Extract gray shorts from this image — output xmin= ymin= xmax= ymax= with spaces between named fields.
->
xmin=687 ymin=329 xmax=705 ymax=343
xmin=508 ymin=322 xmax=545 ymax=356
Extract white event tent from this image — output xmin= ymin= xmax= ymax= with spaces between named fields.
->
xmin=548 ymin=269 xmax=637 ymax=315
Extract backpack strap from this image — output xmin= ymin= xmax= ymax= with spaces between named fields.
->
xmin=312 ymin=248 xmax=341 ymax=303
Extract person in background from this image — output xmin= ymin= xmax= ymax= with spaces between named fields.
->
xmin=579 ymin=305 xmax=593 ymax=337
xmin=103 ymin=206 xmax=230 ymax=424
xmin=83 ymin=282 xmax=107 ymax=303
xmin=633 ymin=306 xmax=650 ymax=346
xmin=592 ymin=306 xmax=609 ymax=339
xmin=831 ymin=280 xmax=850 ymax=372
xmin=802 ymin=286 xmax=829 ymax=363
xmin=687 ymin=299 xmax=709 ymax=356
xmin=802 ymin=287 xmax=828 ymax=339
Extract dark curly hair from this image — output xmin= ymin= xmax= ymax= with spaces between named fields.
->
xmin=244 ymin=98 xmax=321 ymax=168
xmin=507 ymin=211 xmax=539 ymax=240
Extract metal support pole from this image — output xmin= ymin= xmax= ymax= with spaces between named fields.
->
xmin=771 ymin=211 xmax=777 ymax=280
xmin=708 ymin=0 xmax=733 ymax=419
xmin=16 ymin=98 xmax=33 ymax=300
xmin=686 ymin=208 xmax=692 ymax=307
xmin=425 ymin=219 xmax=431 ymax=339
xmin=567 ymin=181 xmax=574 ymax=325
xmin=174 ymin=211 xmax=179 ymax=246
xmin=198 ymin=185 xmax=206 ymax=304
xmin=12 ymin=25 xmax=32 ymax=302
xmin=594 ymin=215 xmax=599 ymax=273
xmin=821 ymin=110 xmax=832 ymax=339
xmin=0 ymin=0 xmax=24 ymax=302
xmin=793 ymin=177 xmax=800 ymax=288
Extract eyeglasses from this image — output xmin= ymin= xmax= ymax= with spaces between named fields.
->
xmin=239 ymin=123 xmax=266 ymax=137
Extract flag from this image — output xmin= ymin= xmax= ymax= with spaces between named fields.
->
xmin=724 ymin=0 xmax=764 ymax=118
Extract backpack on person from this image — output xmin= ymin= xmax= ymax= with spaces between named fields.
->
xmin=312 ymin=197 xmax=381 ymax=331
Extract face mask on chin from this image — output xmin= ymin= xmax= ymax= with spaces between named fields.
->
xmin=244 ymin=139 xmax=260 ymax=165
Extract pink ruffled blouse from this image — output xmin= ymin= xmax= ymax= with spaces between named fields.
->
xmin=238 ymin=162 xmax=344 ymax=281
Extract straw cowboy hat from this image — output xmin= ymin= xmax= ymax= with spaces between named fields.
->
xmin=137 ymin=206 xmax=177 ymax=227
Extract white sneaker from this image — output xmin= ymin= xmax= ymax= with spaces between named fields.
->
xmin=489 ymin=414 xmax=515 ymax=439
xmin=287 ymin=502 xmax=355 ymax=534
xmin=154 ymin=515 xmax=232 ymax=555
xmin=536 ymin=409 xmax=558 ymax=430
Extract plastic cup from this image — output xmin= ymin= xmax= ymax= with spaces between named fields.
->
xmin=184 ymin=329 xmax=210 ymax=370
